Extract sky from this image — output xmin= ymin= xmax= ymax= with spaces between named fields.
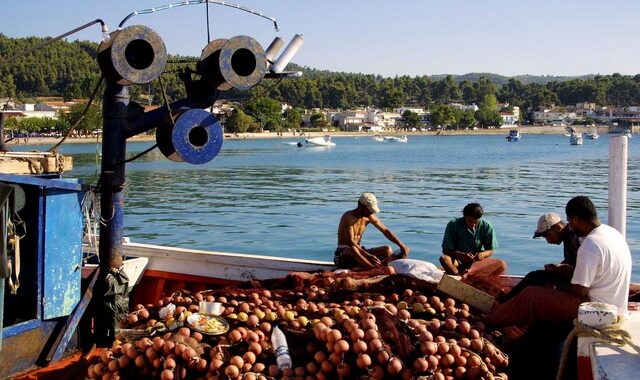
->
xmin=2 ymin=0 xmax=640 ymax=78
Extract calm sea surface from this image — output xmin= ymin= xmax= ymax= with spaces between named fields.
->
xmin=20 ymin=134 xmax=640 ymax=281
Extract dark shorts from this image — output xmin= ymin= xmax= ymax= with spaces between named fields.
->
xmin=334 ymin=246 xmax=365 ymax=268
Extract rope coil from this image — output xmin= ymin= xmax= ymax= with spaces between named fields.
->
xmin=556 ymin=316 xmax=640 ymax=380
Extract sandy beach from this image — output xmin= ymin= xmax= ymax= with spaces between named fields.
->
xmin=6 ymin=125 xmax=607 ymax=146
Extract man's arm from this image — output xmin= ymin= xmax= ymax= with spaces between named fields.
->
xmin=442 ymin=248 xmax=475 ymax=264
xmin=556 ymin=282 xmax=589 ymax=298
xmin=346 ymin=225 xmax=381 ymax=268
xmin=369 ymin=216 xmax=410 ymax=257
xmin=475 ymin=250 xmax=493 ymax=261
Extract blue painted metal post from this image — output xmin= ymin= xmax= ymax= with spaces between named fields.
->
xmin=94 ymin=82 xmax=129 ymax=346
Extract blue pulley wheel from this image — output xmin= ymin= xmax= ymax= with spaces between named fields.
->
xmin=171 ymin=109 xmax=223 ymax=165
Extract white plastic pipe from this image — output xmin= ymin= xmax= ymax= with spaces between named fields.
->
xmin=270 ymin=34 xmax=304 ymax=73
xmin=608 ymin=135 xmax=628 ymax=237
xmin=264 ymin=37 xmax=285 ymax=63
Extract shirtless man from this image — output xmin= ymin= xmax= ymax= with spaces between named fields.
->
xmin=334 ymin=192 xmax=410 ymax=269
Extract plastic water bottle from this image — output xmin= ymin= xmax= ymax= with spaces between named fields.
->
xmin=271 ymin=325 xmax=292 ymax=370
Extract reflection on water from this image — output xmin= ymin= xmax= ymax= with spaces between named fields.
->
xmin=36 ymin=134 xmax=640 ymax=280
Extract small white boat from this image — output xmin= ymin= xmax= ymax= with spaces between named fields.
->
xmin=624 ymin=129 xmax=633 ymax=139
xmin=584 ymin=131 xmax=599 ymax=140
xmin=383 ymin=135 xmax=408 ymax=143
xmin=505 ymin=129 xmax=520 ymax=142
xmin=372 ymin=134 xmax=384 ymax=142
xmin=305 ymin=135 xmax=336 ymax=147
xmin=570 ymin=132 xmax=583 ymax=145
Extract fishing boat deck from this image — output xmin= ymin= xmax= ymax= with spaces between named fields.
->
xmin=589 ymin=309 xmax=640 ymax=379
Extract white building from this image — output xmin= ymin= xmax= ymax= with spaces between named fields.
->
xmin=14 ymin=104 xmax=58 ymax=119
xmin=532 ymin=109 xmax=578 ymax=125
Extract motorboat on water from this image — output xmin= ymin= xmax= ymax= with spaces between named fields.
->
xmin=305 ymin=135 xmax=336 ymax=146
xmin=383 ymin=135 xmax=408 ymax=143
xmin=505 ymin=129 xmax=521 ymax=142
xmin=584 ymin=131 xmax=599 ymax=139
xmin=372 ymin=134 xmax=384 ymax=142
xmin=570 ymin=132 xmax=584 ymax=145
xmin=624 ymin=129 xmax=633 ymax=139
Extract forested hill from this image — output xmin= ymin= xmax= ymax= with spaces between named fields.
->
xmin=1 ymin=35 xmax=640 ymax=110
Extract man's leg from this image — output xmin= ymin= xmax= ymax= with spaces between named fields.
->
xmin=486 ymin=286 xmax=583 ymax=327
xmin=369 ymin=245 xmax=393 ymax=261
xmin=499 ymin=269 xmax=554 ymax=302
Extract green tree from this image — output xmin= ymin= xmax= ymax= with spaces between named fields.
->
xmin=224 ymin=108 xmax=255 ymax=133
xmin=475 ymin=94 xmax=503 ymax=128
xmin=283 ymin=108 xmax=302 ymax=131
xmin=309 ymin=113 xmax=329 ymax=129
xmin=62 ymin=102 xmax=102 ymax=135
xmin=244 ymin=97 xmax=282 ymax=131
xmin=430 ymin=105 xmax=458 ymax=129
xmin=402 ymin=110 xmax=421 ymax=129
xmin=459 ymin=109 xmax=477 ymax=129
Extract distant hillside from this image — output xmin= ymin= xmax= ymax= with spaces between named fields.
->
xmin=2 ymin=35 xmax=639 ymax=110
xmin=427 ymin=73 xmax=595 ymax=85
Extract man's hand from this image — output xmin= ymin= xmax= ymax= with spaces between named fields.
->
xmin=366 ymin=252 xmax=382 ymax=266
xmin=461 ymin=253 xmax=475 ymax=264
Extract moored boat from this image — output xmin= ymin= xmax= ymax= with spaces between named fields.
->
xmin=505 ymin=129 xmax=521 ymax=142
xmin=383 ymin=135 xmax=408 ymax=143
xmin=570 ymin=132 xmax=584 ymax=145
xmin=305 ymin=135 xmax=336 ymax=146
xmin=584 ymin=130 xmax=599 ymax=139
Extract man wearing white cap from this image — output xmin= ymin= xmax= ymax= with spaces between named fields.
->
xmin=498 ymin=212 xmax=580 ymax=302
xmin=487 ymin=196 xmax=631 ymax=326
xmin=335 ymin=192 xmax=410 ymax=269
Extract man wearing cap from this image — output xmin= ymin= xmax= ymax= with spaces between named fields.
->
xmin=335 ymin=192 xmax=410 ymax=269
xmin=486 ymin=196 xmax=631 ymax=326
xmin=440 ymin=203 xmax=498 ymax=275
xmin=498 ymin=212 xmax=580 ymax=302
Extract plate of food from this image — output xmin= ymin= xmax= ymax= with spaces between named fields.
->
xmin=186 ymin=313 xmax=230 ymax=335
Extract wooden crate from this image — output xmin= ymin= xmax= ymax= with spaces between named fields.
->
xmin=436 ymin=274 xmax=495 ymax=313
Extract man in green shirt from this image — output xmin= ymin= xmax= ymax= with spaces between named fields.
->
xmin=440 ymin=203 xmax=498 ymax=275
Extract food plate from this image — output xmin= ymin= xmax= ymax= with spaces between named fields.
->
xmin=186 ymin=313 xmax=230 ymax=335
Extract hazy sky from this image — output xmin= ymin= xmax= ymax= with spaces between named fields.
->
xmin=3 ymin=0 xmax=640 ymax=77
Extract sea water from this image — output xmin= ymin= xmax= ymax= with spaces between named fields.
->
xmin=24 ymin=133 xmax=640 ymax=281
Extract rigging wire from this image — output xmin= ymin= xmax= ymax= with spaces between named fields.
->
xmin=48 ymin=75 xmax=105 ymax=152
xmin=0 ymin=19 xmax=109 ymax=66
xmin=118 ymin=0 xmax=278 ymax=32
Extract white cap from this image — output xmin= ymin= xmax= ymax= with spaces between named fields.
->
xmin=359 ymin=192 xmax=380 ymax=214
xmin=533 ymin=212 xmax=562 ymax=238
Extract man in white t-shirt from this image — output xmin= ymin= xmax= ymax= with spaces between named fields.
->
xmin=566 ymin=196 xmax=632 ymax=315
xmin=486 ymin=196 xmax=631 ymax=326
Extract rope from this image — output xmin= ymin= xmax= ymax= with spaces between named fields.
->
xmin=82 ymin=190 xmax=100 ymax=264
xmin=556 ymin=316 xmax=640 ymax=380
xmin=118 ymin=0 xmax=279 ymax=31
xmin=48 ymin=75 xmax=105 ymax=152
xmin=0 ymin=19 xmax=106 ymax=66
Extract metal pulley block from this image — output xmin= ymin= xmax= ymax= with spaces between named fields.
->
xmin=156 ymin=109 xmax=224 ymax=165
xmin=198 ymin=38 xmax=233 ymax=91
xmin=98 ymin=25 xmax=167 ymax=85
xmin=219 ymin=35 xmax=267 ymax=90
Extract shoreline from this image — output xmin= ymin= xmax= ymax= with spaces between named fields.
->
xmin=6 ymin=125 xmax=608 ymax=146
